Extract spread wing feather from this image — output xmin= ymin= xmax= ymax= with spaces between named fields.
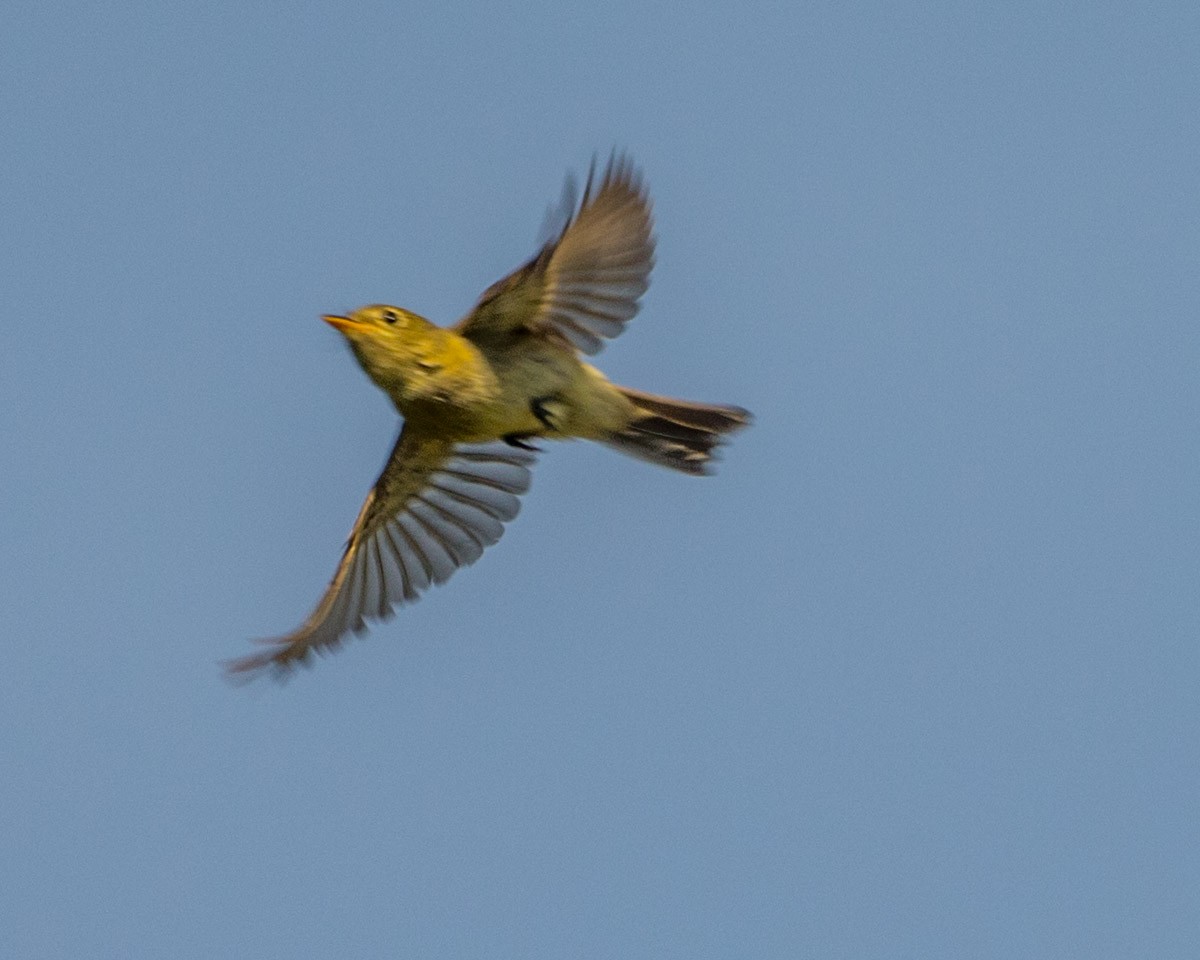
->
xmin=457 ymin=153 xmax=655 ymax=355
xmin=225 ymin=432 xmax=535 ymax=681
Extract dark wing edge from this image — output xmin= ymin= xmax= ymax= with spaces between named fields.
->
xmin=223 ymin=437 xmax=536 ymax=684
xmin=458 ymin=152 xmax=656 ymax=355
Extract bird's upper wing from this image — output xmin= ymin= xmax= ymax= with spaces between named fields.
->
xmin=456 ymin=154 xmax=655 ymax=355
xmin=225 ymin=430 xmax=536 ymax=681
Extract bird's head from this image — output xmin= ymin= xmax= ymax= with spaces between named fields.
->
xmin=322 ymin=305 xmax=437 ymax=390
xmin=323 ymin=304 xmax=432 ymax=342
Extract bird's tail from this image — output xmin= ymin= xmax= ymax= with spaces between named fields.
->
xmin=602 ymin=387 xmax=752 ymax=475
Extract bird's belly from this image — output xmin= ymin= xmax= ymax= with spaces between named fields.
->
xmin=459 ymin=395 xmax=548 ymax=439
xmin=400 ymin=356 xmax=566 ymax=441
xmin=484 ymin=357 xmax=634 ymax=441
xmin=404 ymin=346 xmax=631 ymax=444
xmin=470 ymin=351 xmax=575 ymax=434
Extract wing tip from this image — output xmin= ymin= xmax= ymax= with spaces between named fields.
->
xmin=220 ymin=651 xmax=294 ymax=686
xmin=575 ymin=149 xmax=649 ymax=217
xmin=221 ymin=628 xmax=342 ymax=685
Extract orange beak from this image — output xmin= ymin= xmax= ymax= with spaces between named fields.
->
xmin=322 ymin=314 xmax=365 ymax=335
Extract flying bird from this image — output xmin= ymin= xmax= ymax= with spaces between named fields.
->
xmin=226 ymin=155 xmax=750 ymax=680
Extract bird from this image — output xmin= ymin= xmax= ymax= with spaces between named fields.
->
xmin=225 ymin=154 xmax=751 ymax=681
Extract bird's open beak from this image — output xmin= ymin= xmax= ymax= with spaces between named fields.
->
xmin=322 ymin=314 xmax=364 ymax=335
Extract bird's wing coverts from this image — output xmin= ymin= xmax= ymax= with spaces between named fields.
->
xmin=457 ymin=153 xmax=655 ymax=355
xmin=225 ymin=431 xmax=535 ymax=681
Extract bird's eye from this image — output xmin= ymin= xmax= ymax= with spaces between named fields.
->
xmin=382 ymin=310 xmax=399 ymax=325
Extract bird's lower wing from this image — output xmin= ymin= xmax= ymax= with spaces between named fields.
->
xmin=224 ymin=430 xmax=536 ymax=682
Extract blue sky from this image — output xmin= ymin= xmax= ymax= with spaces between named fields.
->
xmin=2 ymin=2 xmax=1198 ymax=957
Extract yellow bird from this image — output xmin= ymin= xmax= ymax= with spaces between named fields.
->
xmin=226 ymin=155 xmax=751 ymax=680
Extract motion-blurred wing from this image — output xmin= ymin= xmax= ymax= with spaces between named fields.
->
xmin=457 ymin=153 xmax=655 ymax=355
xmin=225 ymin=432 xmax=535 ymax=681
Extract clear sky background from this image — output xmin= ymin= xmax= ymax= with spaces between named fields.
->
xmin=2 ymin=2 xmax=1197 ymax=957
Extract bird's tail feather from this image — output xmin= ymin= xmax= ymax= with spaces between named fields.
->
xmin=602 ymin=387 xmax=751 ymax=475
